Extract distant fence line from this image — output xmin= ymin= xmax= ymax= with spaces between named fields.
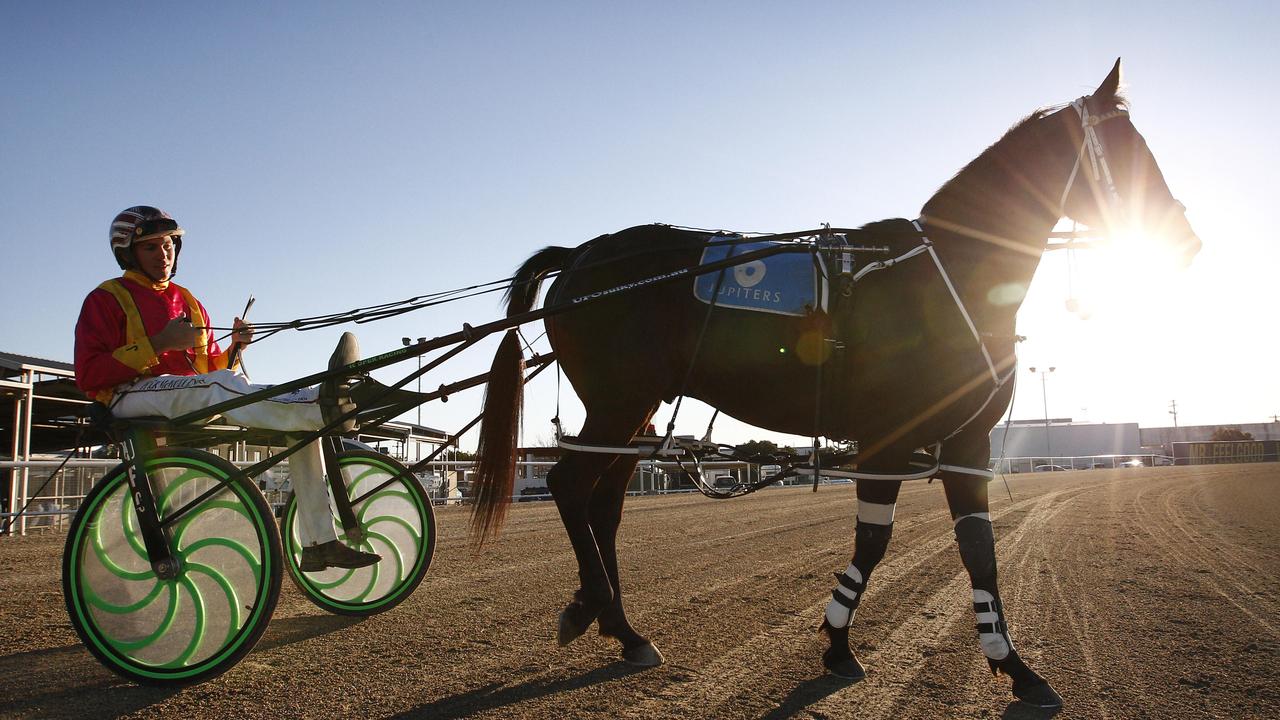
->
xmin=9 ymin=446 xmax=1278 ymax=537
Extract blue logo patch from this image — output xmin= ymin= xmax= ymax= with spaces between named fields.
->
xmin=693 ymin=238 xmax=825 ymax=317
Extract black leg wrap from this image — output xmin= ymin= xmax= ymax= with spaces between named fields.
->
xmin=953 ymin=516 xmax=996 ymax=588
xmin=852 ymin=520 xmax=893 ymax=577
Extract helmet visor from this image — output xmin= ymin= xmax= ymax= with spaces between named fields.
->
xmin=133 ymin=217 xmax=184 ymax=244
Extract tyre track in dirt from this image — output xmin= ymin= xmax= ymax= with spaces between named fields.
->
xmin=619 ymin=484 xmax=1087 ymax=719
xmin=806 ymin=484 xmax=1098 ymax=719
xmin=968 ymin=474 xmax=1120 ymax=719
xmin=5 ymin=467 xmax=1280 ymax=719
xmin=1130 ymin=470 xmax=1279 ymax=637
xmin=424 ymin=484 xmax=947 ymax=720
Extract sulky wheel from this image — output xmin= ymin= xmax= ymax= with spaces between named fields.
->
xmin=282 ymin=450 xmax=436 ymax=616
xmin=62 ymin=448 xmax=282 ymax=686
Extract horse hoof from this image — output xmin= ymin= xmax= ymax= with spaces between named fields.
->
xmin=1013 ymin=680 xmax=1063 ymax=708
xmin=622 ymin=642 xmax=664 ymax=667
xmin=822 ymin=647 xmax=866 ymax=681
xmin=557 ymin=608 xmax=590 ymax=646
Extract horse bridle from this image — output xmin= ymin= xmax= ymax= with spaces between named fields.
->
xmin=1057 ymin=97 xmax=1131 ymax=217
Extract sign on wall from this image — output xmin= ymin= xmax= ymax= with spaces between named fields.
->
xmin=1171 ymin=440 xmax=1280 ymax=465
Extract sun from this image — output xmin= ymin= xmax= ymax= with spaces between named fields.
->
xmin=1052 ymin=222 xmax=1193 ymax=323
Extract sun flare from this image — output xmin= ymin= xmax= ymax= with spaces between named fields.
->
xmin=1052 ymin=223 xmax=1191 ymax=323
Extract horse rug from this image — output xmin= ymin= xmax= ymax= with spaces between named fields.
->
xmin=692 ymin=237 xmax=828 ymax=317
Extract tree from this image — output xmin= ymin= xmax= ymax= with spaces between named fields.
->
xmin=736 ymin=439 xmax=781 ymax=460
xmin=1210 ymin=427 xmax=1254 ymax=441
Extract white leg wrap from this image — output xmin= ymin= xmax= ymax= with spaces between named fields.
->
xmin=973 ymin=589 xmax=1012 ymax=660
xmin=825 ymin=564 xmax=864 ymax=628
xmin=857 ymin=501 xmax=896 ymax=526
xmin=954 ymin=511 xmax=991 ymax=525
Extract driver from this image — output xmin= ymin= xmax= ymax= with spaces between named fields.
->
xmin=74 ymin=205 xmax=380 ymax=572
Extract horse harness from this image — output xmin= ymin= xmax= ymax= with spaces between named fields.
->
xmin=553 ymin=220 xmax=1011 ymax=493
xmin=554 ymin=98 xmax=1136 ymax=496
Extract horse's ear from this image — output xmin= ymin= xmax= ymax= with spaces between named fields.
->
xmin=1093 ymin=58 xmax=1122 ymax=100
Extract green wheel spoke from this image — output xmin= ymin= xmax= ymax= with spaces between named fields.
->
xmin=82 ymin=576 xmax=167 ymax=614
xmin=91 ymin=512 xmax=156 ymax=581
xmin=167 ymin=575 xmax=206 ymax=667
xmin=305 ymin=567 xmax=356 ymax=590
xmin=98 ymin=581 xmax=180 ymax=653
xmin=183 ymin=536 xmax=263 ymax=586
xmin=118 ymin=488 xmax=148 ymax=559
xmin=185 ymin=562 xmax=241 ymax=649
xmin=363 ymin=517 xmax=418 ymax=575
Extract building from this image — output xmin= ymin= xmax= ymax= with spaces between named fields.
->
xmin=1139 ymin=422 xmax=1280 ymax=454
xmin=990 ymin=419 xmax=1140 ymax=459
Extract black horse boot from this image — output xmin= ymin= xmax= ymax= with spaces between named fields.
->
xmin=820 ymin=521 xmax=892 ymax=680
xmin=956 ymin=516 xmax=1063 ymax=708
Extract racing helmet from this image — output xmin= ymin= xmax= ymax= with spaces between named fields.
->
xmin=109 ymin=205 xmax=185 ymax=273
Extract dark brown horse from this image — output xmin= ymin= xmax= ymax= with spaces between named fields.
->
xmin=471 ymin=61 xmax=1198 ymax=707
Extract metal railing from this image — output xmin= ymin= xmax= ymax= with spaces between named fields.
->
xmin=990 ymin=454 xmax=1174 ymax=474
xmin=4 ymin=457 xmax=795 ymax=536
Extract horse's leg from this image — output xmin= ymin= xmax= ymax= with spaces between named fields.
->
xmin=547 ymin=449 xmax=621 ymax=645
xmin=820 ymin=479 xmax=902 ymax=680
xmin=548 ymin=406 xmax=653 ymax=648
xmin=943 ymin=474 xmax=1063 ymax=707
xmin=589 ymin=447 xmax=664 ymax=666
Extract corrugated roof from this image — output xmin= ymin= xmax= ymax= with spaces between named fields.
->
xmin=0 ymin=350 xmax=75 ymax=374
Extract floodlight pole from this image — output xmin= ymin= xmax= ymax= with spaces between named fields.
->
xmin=1028 ymin=366 xmax=1056 ymax=458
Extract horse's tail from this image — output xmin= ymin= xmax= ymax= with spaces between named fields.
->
xmin=471 ymin=246 xmax=573 ymax=542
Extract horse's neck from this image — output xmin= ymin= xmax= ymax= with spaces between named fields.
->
xmin=919 ymin=114 xmax=1074 ymax=335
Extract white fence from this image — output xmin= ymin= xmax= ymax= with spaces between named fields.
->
xmin=11 ymin=453 xmax=1164 ymax=537
xmin=2 ymin=457 xmax=787 ymax=536
xmin=990 ymin=454 xmax=1174 ymax=474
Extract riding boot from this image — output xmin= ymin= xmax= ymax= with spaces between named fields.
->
xmin=319 ymin=332 xmax=360 ymax=433
xmin=821 ymin=520 xmax=892 ymax=680
xmin=954 ymin=515 xmax=1062 ymax=708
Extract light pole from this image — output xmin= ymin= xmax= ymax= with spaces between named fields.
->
xmin=1028 ymin=366 xmax=1055 ymax=459
xmin=401 ymin=337 xmax=426 ymax=429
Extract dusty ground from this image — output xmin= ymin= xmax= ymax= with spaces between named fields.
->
xmin=1 ymin=464 xmax=1277 ymax=719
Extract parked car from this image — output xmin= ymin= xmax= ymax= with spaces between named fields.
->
xmin=712 ymin=475 xmax=738 ymax=489
xmin=519 ymin=486 xmax=551 ymax=501
xmin=1033 ymin=464 xmax=1068 ymax=472
xmin=1119 ymin=459 xmax=1145 ymax=468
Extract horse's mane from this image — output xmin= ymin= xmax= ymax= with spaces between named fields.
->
xmin=927 ymin=93 xmax=1130 ymax=205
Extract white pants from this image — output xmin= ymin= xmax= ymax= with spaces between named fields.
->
xmin=111 ymin=369 xmax=337 ymax=546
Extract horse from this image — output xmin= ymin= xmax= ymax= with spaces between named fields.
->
xmin=470 ymin=60 xmax=1199 ymax=707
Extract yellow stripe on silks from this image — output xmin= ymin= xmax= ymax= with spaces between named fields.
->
xmin=175 ymin=285 xmax=210 ymax=374
xmin=97 ymin=280 xmax=159 ymax=373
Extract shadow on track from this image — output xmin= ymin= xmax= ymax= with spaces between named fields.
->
xmin=0 ymin=615 xmax=362 ymax=718
xmin=759 ymin=674 xmax=860 ymax=720
xmin=386 ymin=663 xmax=647 ymax=719
xmin=0 ymin=644 xmax=178 ymax=718
xmin=1003 ymin=699 xmax=1063 ymax=719
xmin=255 ymin=613 xmax=364 ymax=652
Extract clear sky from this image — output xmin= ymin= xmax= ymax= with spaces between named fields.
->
xmin=3 ymin=1 xmax=1277 ymax=450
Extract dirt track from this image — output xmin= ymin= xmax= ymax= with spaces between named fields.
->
xmin=2 ymin=465 xmax=1277 ymax=719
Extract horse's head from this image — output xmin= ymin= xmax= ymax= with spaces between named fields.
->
xmin=1058 ymin=59 xmax=1201 ymax=268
